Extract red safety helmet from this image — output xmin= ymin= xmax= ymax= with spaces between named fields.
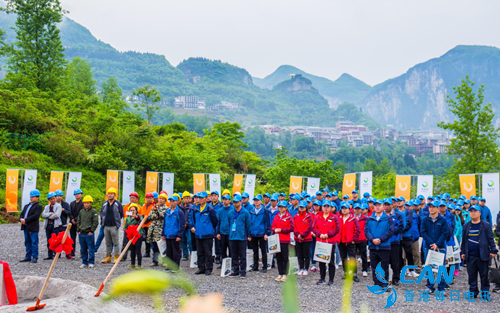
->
xmin=160 ymin=190 xmax=168 ymax=195
xmin=145 ymin=192 xmax=154 ymax=198
xmin=129 ymin=191 xmax=140 ymax=199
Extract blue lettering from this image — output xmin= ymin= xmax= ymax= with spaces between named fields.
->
xmin=416 ymin=266 xmax=434 ymax=284
xmin=437 ymin=265 xmax=455 ymax=284
xmin=401 ymin=265 xmax=418 ymax=283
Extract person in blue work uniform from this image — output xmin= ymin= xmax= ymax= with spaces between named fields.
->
xmin=288 ymin=194 xmax=300 ymax=217
xmin=228 ymin=195 xmax=251 ymax=278
xmin=162 ymin=195 xmax=185 ymax=271
xmin=421 ymin=200 xmax=450 ymax=294
xmin=216 ymin=194 xmax=234 ymax=265
xmin=241 ymin=193 xmax=254 ymax=211
xmin=211 ymin=191 xmax=223 ymax=264
xmin=477 ymin=197 xmax=492 ymax=225
xmin=331 ymin=191 xmax=341 ymax=208
xmin=249 ymin=194 xmax=271 ymax=273
xmin=188 ymin=191 xmax=218 ymax=276
xmin=351 ymin=190 xmax=361 ymax=205
xmin=179 ymin=191 xmax=193 ymax=260
xmin=384 ymin=198 xmax=404 ymax=286
xmin=263 ymin=193 xmax=272 ymax=210
xmin=398 ymin=198 xmax=415 ymax=277
xmin=365 ymin=199 xmax=394 ymax=290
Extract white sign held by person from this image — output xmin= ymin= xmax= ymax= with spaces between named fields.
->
xmin=359 ymin=171 xmax=372 ymax=196
xmin=21 ymin=169 xmax=37 ymax=208
xmin=162 ymin=172 xmax=175 ymax=197
xmin=245 ymin=174 xmax=257 ymax=203
xmin=65 ymin=172 xmax=82 ymax=203
xmin=122 ymin=171 xmax=135 ymax=204
xmin=306 ymin=177 xmax=320 ymax=196
xmin=482 ymin=172 xmax=499 ymax=220
xmin=417 ymin=175 xmax=434 ymax=199
xmin=209 ymin=173 xmax=221 ymax=195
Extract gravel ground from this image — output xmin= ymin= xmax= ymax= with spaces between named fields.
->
xmin=0 ymin=223 xmax=497 ymax=313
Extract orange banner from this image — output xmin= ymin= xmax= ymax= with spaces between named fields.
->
xmin=106 ymin=170 xmax=120 ymax=197
xmin=233 ymin=174 xmax=243 ymax=194
xmin=342 ymin=173 xmax=356 ymax=199
xmin=460 ymin=174 xmax=476 ymax=199
xmin=193 ymin=173 xmax=206 ymax=194
xmin=6 ymin=169 xmax=19 ymax=212
xmin=146 ymin=172 xmax=159 ymax=193
xmin=289 ymin=176 xmax=303 ymax=195
xmin=49 ymin=171 xmax=64 ymax=192
xmin=395 ymin=175 xmax=412 ymax=199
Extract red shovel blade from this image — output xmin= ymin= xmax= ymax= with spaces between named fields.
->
xmin=27 ymin=303 xmax=46 ymax=311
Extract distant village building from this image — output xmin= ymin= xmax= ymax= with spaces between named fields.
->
xmin=174 ymin=96 xmax=206 ymax=109
xmin=208 ymin=101 xmax=241 ymax=111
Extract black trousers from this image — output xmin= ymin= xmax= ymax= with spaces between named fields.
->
xmin=196 ymin=238 xmax=214 ymax=272
xmin=70 ymin=225 xmax=78 ymax=256
xmin=220 ymin=234 xmax=231 ymax=260
xmin=45 ymin=224 xmax=59 ymax=258
xmin=215 ymin=236 xmax=221 ymax=259
xmin=354 ymin=241 xmax=368 ymax=272
xmin=295 ymin=241 xmax=311 ymax=270
xmin=467 ymin=255 xmax=490 ymax=296
xmin=166 ymin=238 xmax=181 ymax=268
xmin=338 ymin=242 xmax=357 ymax=276
xmin=229 ymin=240 xmax=247 ymax=276
xmin=390 ymin=243 xmax=401 ymax=281
xmin=130 ymin=237 xmax=143 ymax=266
xmin=276 ymin=243 xmax=289 ymax=275
xmin=251 ymin=236 xmax=267 ymax=269
xmin=400 ymin=238 xmax=414 ymax=268
xmin=121 ymin=229 xmax=129 ymax=259
xmin=319 ymin=244 xmax=336 ymax=281
xmin=370 ymin=249 xmax=390 ymax=287
xmin=142 ymin=227 xmax=151 ymax=256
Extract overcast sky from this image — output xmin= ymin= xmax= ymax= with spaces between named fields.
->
xmin=60 ymin=0 xmax=500 ymax=86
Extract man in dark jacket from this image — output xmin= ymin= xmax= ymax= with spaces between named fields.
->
xmin=179 ymin=192 xmax=193 ymax=260
xmin=461 ymin=205 xmax=498 ymax=299
xmin=19 ymin=189 xmax=43 ymax=263
xmin=385 ymin=198 xmax=404 ymax=286
xmin=188 ymin=191 xmax=218 ymax=276
xmin=421 ymin=200 xmax=449 ymax=293
xmin=69 ymin=189 xmax=84 ymax=257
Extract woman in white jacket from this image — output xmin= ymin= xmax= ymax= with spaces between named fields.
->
xmin=42 ymin=192 xmax=62 ymax=260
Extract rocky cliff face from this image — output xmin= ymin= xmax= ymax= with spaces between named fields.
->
xmin=358 ymin=45 xmax=500 ymax=130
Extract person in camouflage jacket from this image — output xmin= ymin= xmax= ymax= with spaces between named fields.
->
xmin=146 ymin=194 xmax=167 ymax=266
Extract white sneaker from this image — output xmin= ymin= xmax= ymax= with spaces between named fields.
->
xmin=362 ymin=271 xmax=368 ymax=277
xmin=302 ymin=270 xmax=308 ymax=276
xmin=280 ymin=275 xmax=287 ymax=282
xmin=309 ymin=265 xmax=317 ymax=272
xmin=411 ymin=271 xmax=419 ymax=278
xmin=335 ymin=264 xmax=340 ymax=270
xmin=79 ymin=264 xmax=88 ymax=268
xmin=275 ymin=275 xmax=283 ymax=281
xmin=88 ymin=264 xmax=95 ymax=268
xmin=296 ymin=270 xmax=303 ymax=276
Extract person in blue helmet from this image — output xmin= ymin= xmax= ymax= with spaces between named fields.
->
xmin=241 ymin=193 xmax=254 ymax=211
xmin=288 ymin=194 xmax=300 ymax=217
xmin=363 ymin=192 xmax=371 ymax=199
xmin=228 ymin=195 xmax=252 ymax=278
xmin=54 ymin=189 xmax=73 ymax=259
xmin=216 ymin=194 xmax=234 ymax=265
xmin=263 ymin=193 xmax=272 ymax=210
xmin=188 ymin=191 xmax=218 ymax=276
xmin=69 ymin=188 xmax=84 ymax=257
xmin=477 ymin=197 xmax=492 ymax=225
xmin=331 ymin=191 xmax=341 ymax=208
xmin=315 ymin=191 xmax=323 ymax=201
xmin=421 ymin=200 xmax=449 ymax=294
xmin=19 ymin=190 xmax=44 ymax=263
xmin=42 ymin=192 xmax=62 ymax=260
xmin=249 ymin=194 xmax=271 ymax=273
xmin=351 ymin=190 xmax=361 ymax=205
xmin=278 ymin=193 xmax=286 ymax=202
xmin=161 ymin=195 xmax=185 ymax=271
xmin=365 ymin=199 xmax=394 ymax=290
xmin=397 ymin=197 xmax=415 ymax=277
xmin=384 ymin=198 xmax=404 ymax=286
xmin=470 ymin=195 xmax=478 ymax=206
xmin=321 ymin=188 xmax=330 ymax=198
xmin=210 ymin=191 xmax=223 ymax=264
xmin=407 ymin=200 xmax=422 ymax=270
xmin=309 ymin=200 xmax=322 ymax=272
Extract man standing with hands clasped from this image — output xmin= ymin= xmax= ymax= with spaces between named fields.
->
xmin=461 ymin=205 xmax=498 ymax=300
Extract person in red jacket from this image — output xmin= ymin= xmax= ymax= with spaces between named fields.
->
xmin=313 ymin=200 xmax=340 ymax=285
xmin=271 ymin=201 xmax=295 ymax=282
xmin=354 ymin=203 xmax=369 ymax=277
xmin=294 ymin=200 xmax=314 ymax=276
xmin=338 ymin=201 xmax=360 ymax=282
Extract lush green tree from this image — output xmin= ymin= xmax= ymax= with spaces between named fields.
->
xmin=132 ymin=84 xmax=161 ymax=125
xmin=4 ymin=0 xmax=66 ymax=91
xmin=438 ymin=76 xmax=500 ymax=191
xmin=65 ymin=57 xmax=96 ymax=96
xmin=100 ymin=77 xmax=127 ymax=113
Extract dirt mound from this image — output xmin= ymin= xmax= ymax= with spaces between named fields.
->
xmin=0 ymin=209 xmax=19 ymax=224
xmin=0 ymin=276 xmax=134 ymax=313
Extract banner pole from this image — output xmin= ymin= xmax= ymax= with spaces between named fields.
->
xmin=20 ymin=169 xmax=25 ymax=211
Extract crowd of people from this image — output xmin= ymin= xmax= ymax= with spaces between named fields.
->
xmin=18 ymin=187 xmax=500 ymax=299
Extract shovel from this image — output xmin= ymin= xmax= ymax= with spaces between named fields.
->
xmin=27 ymin=224 xmax=72 ymax=311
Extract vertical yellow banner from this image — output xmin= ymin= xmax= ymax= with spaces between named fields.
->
xmin=342 ymin=173 xmax=357 ymax=198
xmin=460 ymin=174 xmax=476 ymax=199
xmin=233 ymin=174 xmax=243 ymax=194
xmin=106 ymin=170 xmax=120 ymax=196
xmin=395 ymin=175 xmax=412 ymax=199
xmin=146 ymin=172 xmax=159 ymax=193
xmin=49 ymin=171 xmax=64 ymax=192
xmin=289 ymin=176 xmax=303 ymax=195
xmin=193 ymin=173 xmax=205 ymax=194
xmin=6 ymin=169 xmax=19 ymax=212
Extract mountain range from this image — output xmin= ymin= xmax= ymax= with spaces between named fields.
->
xmin=1 ymin=4 xmax=500 ymax=130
